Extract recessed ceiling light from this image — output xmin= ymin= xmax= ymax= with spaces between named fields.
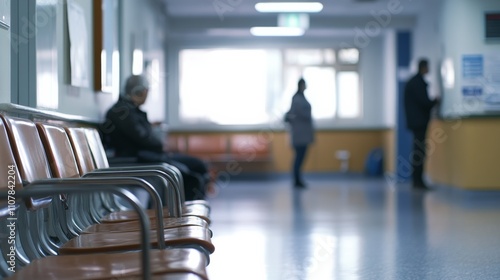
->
xmin=255 ymin=2 xmax=323 ymax=13
xmin=250 ymin=27 xmax=305 ymax=36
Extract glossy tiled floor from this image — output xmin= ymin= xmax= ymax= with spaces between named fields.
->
xmin=206 ymin=175 xmax=500 ymax=280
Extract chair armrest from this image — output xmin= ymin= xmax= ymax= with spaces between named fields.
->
xmin=0 ymin=180 xmax=153 ymax=280
xmin=97 ymin=163 xmax=186 ymax=203
xmin=85 ymin=169 xmax=183 ymax=217
xmin=23 ymin=177 xmax=165 ymax=248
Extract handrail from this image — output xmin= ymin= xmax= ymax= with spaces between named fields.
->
xmin=0 ymin=103 xmax=100 ymax=125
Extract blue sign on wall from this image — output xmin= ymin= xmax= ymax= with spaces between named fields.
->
xmin=462 ymin=86 xmax=483 ymax=96
xmin=462 ymin=55 xmax=484 ymax=78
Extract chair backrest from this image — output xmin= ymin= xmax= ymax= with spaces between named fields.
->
xmin=0 ymin=116 xmax=23 ymax=218
xmin=0 ymin=115 xmax=52 ymax=210
xmin=37 ymin=123 xmax=105 ymax=232
xmin=35 ymin=123 xmax=81 ymax=179
xmin=64 ymin=127 xmax=97 ymax=176
xmin=83 ymin=127 xmax=110 ymax=169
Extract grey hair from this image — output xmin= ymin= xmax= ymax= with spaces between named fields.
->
xmin=124 ymin=75 xmax=149 ymax=96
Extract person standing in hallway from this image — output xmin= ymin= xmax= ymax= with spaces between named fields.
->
xmin=403 ymin=59 xmax=439 ymax=190
xmin=285 ymin=78 xmax=315 ymax=188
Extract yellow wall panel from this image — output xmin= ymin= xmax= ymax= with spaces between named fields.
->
xmin=170 ymin=130 xmax=389 ymax=173
xmin=383 ymin=130 xmax=395 ymax=173
xmin=427 ymin=119 xmax=500 ymax=190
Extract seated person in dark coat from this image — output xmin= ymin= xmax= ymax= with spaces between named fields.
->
xmin=102 ymin=74 xmax=209 ymax=202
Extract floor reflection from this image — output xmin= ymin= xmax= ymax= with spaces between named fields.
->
xmin=394 ymin=191 xmax=430 ymax=280
xmin=207 ymin=176 xmax=500 ymax=280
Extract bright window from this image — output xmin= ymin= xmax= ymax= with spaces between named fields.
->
xmin=179 ymin=49 xmax=271 ymax=125
xmin=337 ymin=71 xmax=361 ymax=118
xmin=178 ymin=48 xmax=361 ymax=127
xmin=338 ymin=48 xmax=359 ymax=64
xmin=303 ymin=67 xmax=337 ymax=119
xmin=273 ymin=66 xmax=337 ymax=120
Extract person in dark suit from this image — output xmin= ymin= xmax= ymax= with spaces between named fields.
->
xmin=285 ymin=78 xmax=315 ymax=188
xmin=404 ymin=59 xmax=439 ymax=190
xmin=103 ymin=74 xmax=210 ymax=202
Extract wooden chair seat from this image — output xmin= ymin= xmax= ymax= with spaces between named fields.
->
xmin=83 ymin=216 xmax=209 ymax=234
xmin=6 ymin=248 xmax=208 ymax=280
xmin=59 ymin=226 xmax=215 ymax=255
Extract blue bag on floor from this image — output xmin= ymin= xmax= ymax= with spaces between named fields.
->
xmin=364 ymin=148 xmax=384 ymax=176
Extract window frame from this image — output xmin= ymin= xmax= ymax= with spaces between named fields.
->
xmin=282 ymin=48 xmax=363 ymax=121
xmin=170 ymin=46 xmax=364 ymax=131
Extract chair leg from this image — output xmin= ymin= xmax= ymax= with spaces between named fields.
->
xmin=34 ymin=210 xmax=58 ymax=255
xmin=17 ymin=208 xmax=44 ymax=261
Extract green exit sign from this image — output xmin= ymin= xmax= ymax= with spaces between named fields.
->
xmin=278 ymin=13 xmax=309 ymax=29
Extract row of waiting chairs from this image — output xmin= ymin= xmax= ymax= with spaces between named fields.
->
xmin=0 ymin=112 xmax=214 ymax=279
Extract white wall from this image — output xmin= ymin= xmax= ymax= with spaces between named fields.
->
xmin=359 ymin=35 xmax=386 ymax=128
xmin=0 ymin=27 xmax=9 ymax=103
xmin=411 ymin=0 xmax=443 ymax=100
xmin=118 ymin=0 xmax=168 ymax=123
xmin=52 ymin=0 xmax=167 ymax=121
xmin=439 ymin=0 xmax=500 ymax=117
xmin=382 ymin=29 xmax=397 ymax=127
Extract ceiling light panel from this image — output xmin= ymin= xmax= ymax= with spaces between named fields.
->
xmin=255 ymin=2 xmax=324 ymax=13
xmin=250 ymin=27 xmax=305 ymax=36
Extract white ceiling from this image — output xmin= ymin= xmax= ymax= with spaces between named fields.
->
xmin=162 ymin=0 xmax=424 ymax=18
xmin=159 ymin=0 xmax=427 ymax=38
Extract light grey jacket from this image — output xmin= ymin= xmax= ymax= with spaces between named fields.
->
xmin=285 ymin=92 xmax=315 ymax=147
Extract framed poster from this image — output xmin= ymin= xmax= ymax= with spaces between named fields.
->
xmin=67 ymin=0 xmax=90 ymax=87
xmin=93 ymin=0 xmax=120 ymax=97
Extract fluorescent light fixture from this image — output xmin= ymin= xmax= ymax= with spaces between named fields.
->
xmin=250 ymin=27 xmax=305 ymax=36
xmin=255 ymin=2 xmax=323 ymax=13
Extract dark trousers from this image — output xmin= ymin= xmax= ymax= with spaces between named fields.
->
xmin=168 ymin=153 xmax=209 ymax=201
xmin=169 ymin=153 xmax=209 ymax=175
xmin=411 ymin=128 xmax=427 ymax=186
xmin=137 ymin=151 xmax=208 ymax=201
xmin=293 ymin=145 xmax=308 ymax=183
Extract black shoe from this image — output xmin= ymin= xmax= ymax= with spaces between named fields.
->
xmin=294 ymin=181 xmax=307 ymax=189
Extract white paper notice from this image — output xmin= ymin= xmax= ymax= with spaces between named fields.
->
xmin=67 ymin=0 xmax=89 ymax=88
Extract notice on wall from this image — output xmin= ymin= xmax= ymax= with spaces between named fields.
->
xmin=67 ymin=0 xmax=89 ymax=88
xmin=461 ymin=54 xmax=500 ymax=113
xmin=462 ymin=55 xmax=483 ymax=79
xmin=483 ymin=55 xmax=500 ymax=112
xmin=0 ymin=0 xmax=10 ymax=29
